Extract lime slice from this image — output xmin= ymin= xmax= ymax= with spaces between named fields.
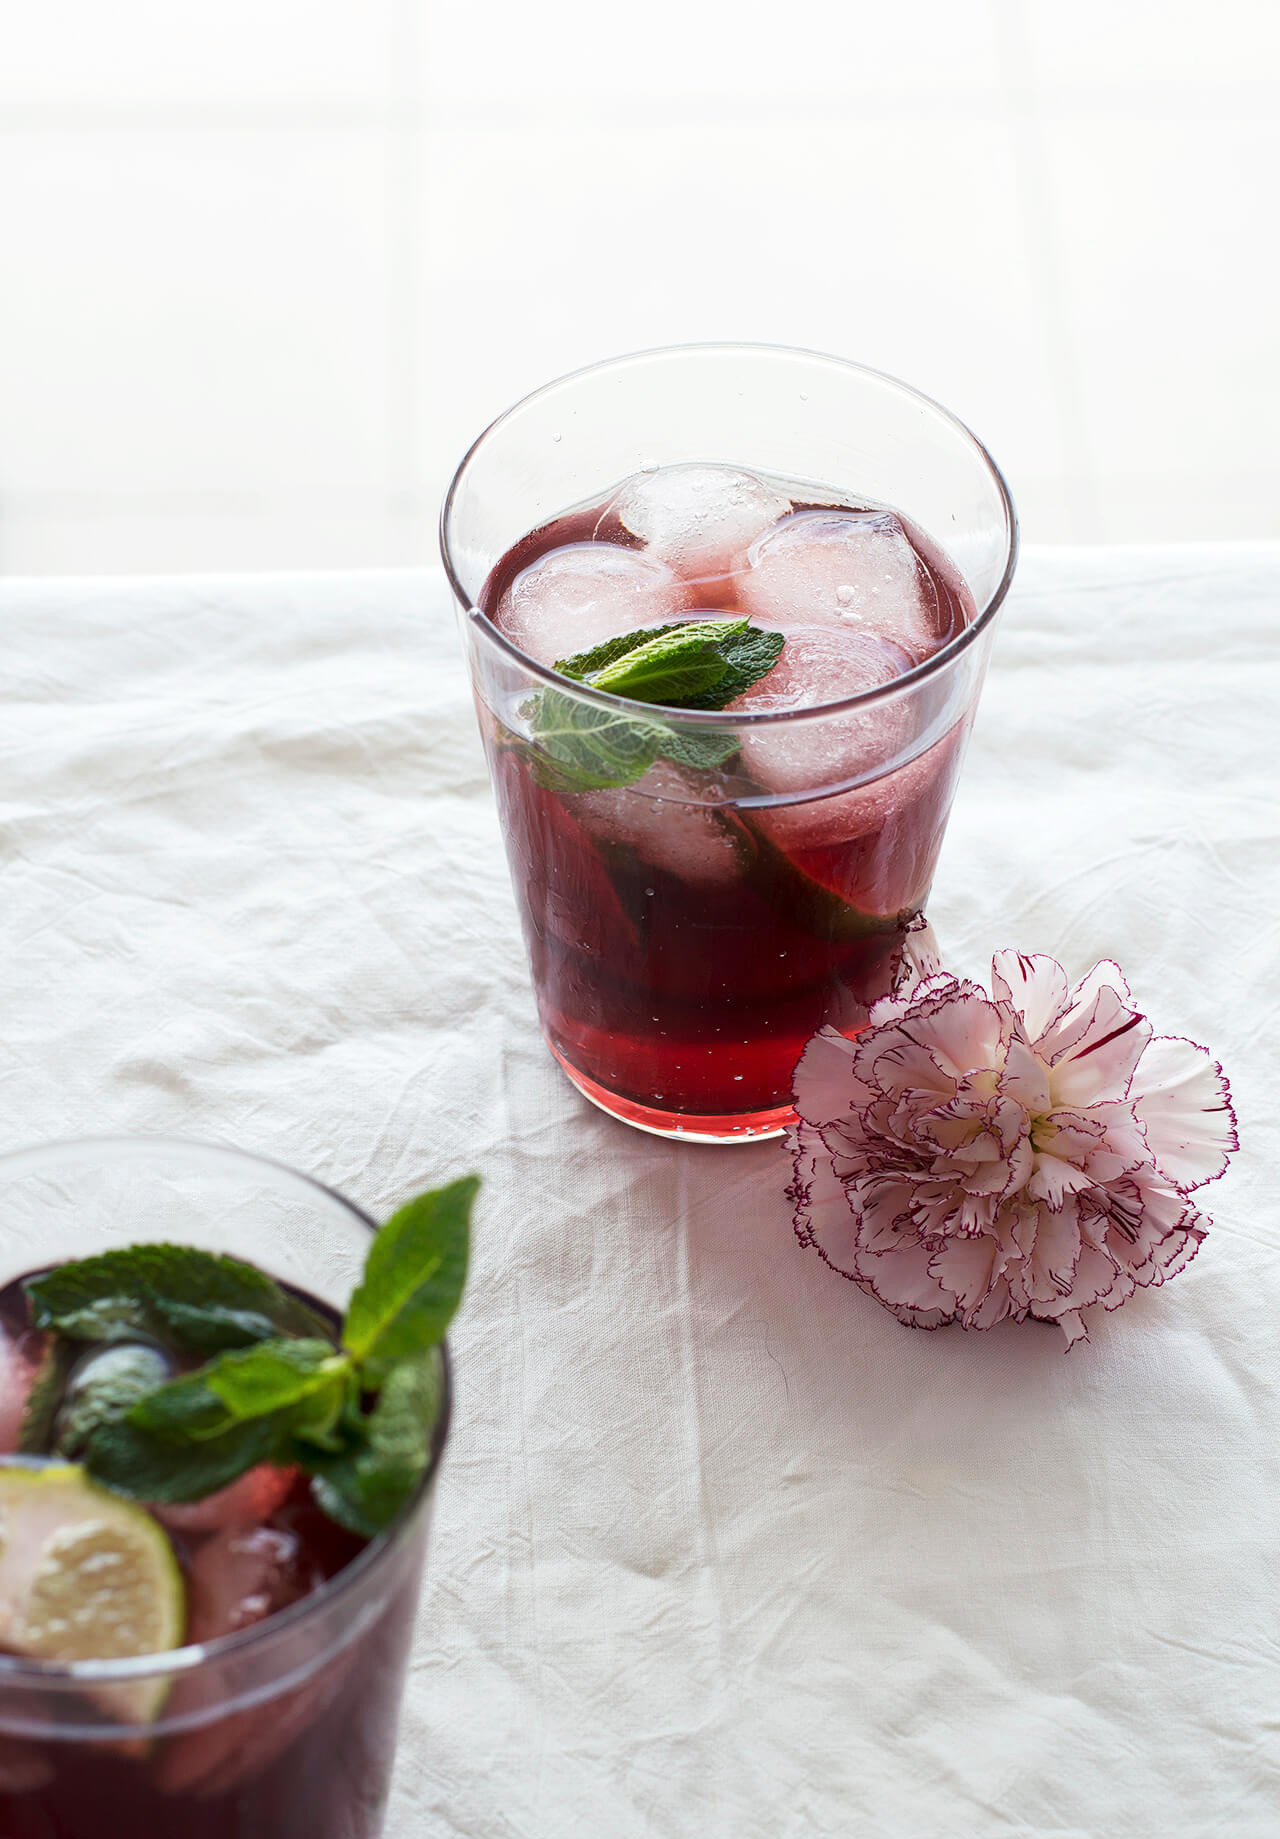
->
xmin=0 ymin=1460 xmax=185 ymax=1722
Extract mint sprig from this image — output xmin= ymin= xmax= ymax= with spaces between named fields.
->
xmin=524 ymin=618 xmax=784 ymax=794
xmin=343 ymin=1177 xmax=476 ymax=1385
xmin=38 ymin=1176 xmax=477 ymax=1536
xmin=25 ymin=1244 xmax=330 ymax=1354
xmin=308 ymin=1350 xmax=444 ymax=1537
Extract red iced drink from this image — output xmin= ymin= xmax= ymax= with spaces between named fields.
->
xmin=477 ymin=464 xmax=977 ymax=1136
xmin=0 ymin=1156 xmax=473 ymax=1839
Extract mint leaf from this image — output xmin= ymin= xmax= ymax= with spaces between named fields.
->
xmin=208 ymin=1340 xmax=348 ymax=1426
xmin=657 ymin=727 xmax=741 ymax=771
xmin=308 ymin=1350 xmax=444 ymax=1538
xmin=129 ymin=1339 xmax=345 ymax=1441
xmin=556 ymin=617 xmax=783 ymax=711
xmin=554 ymin=622 xmax=690 ymax=679
xmin=524 ymin=617 xmax=786 ymax=793
xmin=25 ymin=1245 xmax=327 ymax=1354
xmin=696 ymin=624 xmax=785 ymax=706
xmin=583 ymin=619 xmax=749 ymax=705
xmin=153 ymin=1300 xmax=305 ymax=1354
xmin=343 ymin=1177 xmax=475 ymax=1385
xmin=85 ymin=1412 xmax=293 ymax=1504
xmin=527 ymin=692 xmax=666 ymax=794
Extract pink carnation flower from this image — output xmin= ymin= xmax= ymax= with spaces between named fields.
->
xmin=788 ymin=932 xmax=1238 ymax=1347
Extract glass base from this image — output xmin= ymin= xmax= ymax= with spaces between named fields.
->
xmin=547 ymin=1042 xmax=793 ymax=1144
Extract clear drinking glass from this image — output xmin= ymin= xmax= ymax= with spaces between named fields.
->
xmin=441 ymin=344 xmax=1017 ymax=1143
xmin=0 ymin=1135 xmax=450 ymax=1839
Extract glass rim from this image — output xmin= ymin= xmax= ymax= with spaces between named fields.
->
xmin=0 ymin=1132 xmax=451 ymax=1691
xmin=439 ymin=340 xmax=1019 ymax=730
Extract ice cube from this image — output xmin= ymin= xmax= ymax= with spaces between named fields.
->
xmin=158 ymin=1498 xmax=365 ymax=1795
xmin=613 ymin=464 xmax=791 ymax=599
xmin=737 ymin=509 xmax=945 ymax=658
xmin=571 ymin=759 xmax=743 ymax=885
xmin=154 ymin=1463 xmax=297 ymax=1535
xmin=497 ymin=542 xmax=685 ymax=667
xmin=734 ymin=623 xmax=915 ymax=799
xmin=186 ymin=1522 xmax=311 ymax=1644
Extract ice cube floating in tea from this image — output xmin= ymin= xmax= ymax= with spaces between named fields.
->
xmin=479 ymin=463 xmax=975 ymax=1134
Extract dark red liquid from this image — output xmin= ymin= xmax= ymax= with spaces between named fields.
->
xmin=480 ymin=478 xmax=975 ymax=1131
xmin=0 ymin=1276 xmax=435 ymax=1839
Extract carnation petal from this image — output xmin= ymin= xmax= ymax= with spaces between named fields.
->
xmin=1044 ymin=985 xmax=1153 ymax=1106
xmin=899 ymin=915 xmax=943 ymax=987
xmin=928 ymin=1235 xmax=1005 ymax=1325
xmin=862 ymin=1036 xmax=958 ymax=1105
xmin=1000 ymin=1036 xmax=1051 ymax=1113
xmin=858 ymin=1243 xmax=955 ymax=1318
xmin=792 ymin=1027 xmax=861 ymax=1126
xmin=899 ymin=988 xmax=1010 ymax=1082
xmin=1028 ymin=1149 xmax=1097 ymax=1210
xmin=1131 ymin=1035 xmax=1238 ymax=1192
xmin=990 ymin=951 xmax=1070 ymax=1046
xmin=788 ymin=1116 xmax=851 ymax=1253
xmin=1056 ymin=1310 xmax=1089 ymax=1348
xmin=1022 ymin=1203 xmax=1082 ymax=1302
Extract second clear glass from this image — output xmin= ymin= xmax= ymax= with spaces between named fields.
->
xmin=442 ymin=344 xmax=1017 ymax=1143
xmin=0 ymin=1136 xmax=448 ymax=1839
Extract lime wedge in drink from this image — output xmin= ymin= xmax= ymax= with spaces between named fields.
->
xmin=0 ymin=1460 xmax=185 ymax=1721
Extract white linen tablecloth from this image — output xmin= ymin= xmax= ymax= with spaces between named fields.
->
xmin=2 ymin=548 xmax=1277 ymax=1837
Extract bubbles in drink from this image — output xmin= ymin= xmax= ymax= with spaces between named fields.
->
xmin=737 ymin=509 xmax=946 ymax=659
xmin=612 ymin=463 xmax=791 ymax=597
xmin=571 ymin=759 xmax=742 ymax=885
xmin=498 ymin=542 xmax=683 ymax=667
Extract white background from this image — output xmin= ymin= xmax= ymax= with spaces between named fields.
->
xmin=0 ymin=0 xmax=1278 ymax=575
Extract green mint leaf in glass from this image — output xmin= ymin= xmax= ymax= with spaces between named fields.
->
xmin=204 ymin=1339 xmax=348 ymax=1422
xmin=655 ymin=727 xmax=741 ymax=771
xmin=555 ymin=617 xmax=784 ymax=712
xmin=84 ymin=1412 xmax=294 ymax=1504
xmin=128 ymin=1339 xmax=346 ymax=1442
xmin=523 ymin=617 xmax=786 ymax=793
xmin=151 ymin=1299 xmax=298 ymax=1355
xmin=552 ymin=621 xmax=690 ymax=680
xmin=308 ymin=1350 xmax=444 ymax=1539
xmin=526 ymin=693 xmax=665 ymax=794
xmin=577 ymin=619 xmax=749 ymax=706
xmin=697 ymin=624 xmax=786 ymax=706
xmin=343 ymin=1176 xmax=475 ymax=1386
xmin=25 ymin=1244 xmax=328 ymax=1354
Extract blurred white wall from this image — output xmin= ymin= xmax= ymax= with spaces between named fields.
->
xmin=0 ymin=0 xmax=1276 ymax=574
